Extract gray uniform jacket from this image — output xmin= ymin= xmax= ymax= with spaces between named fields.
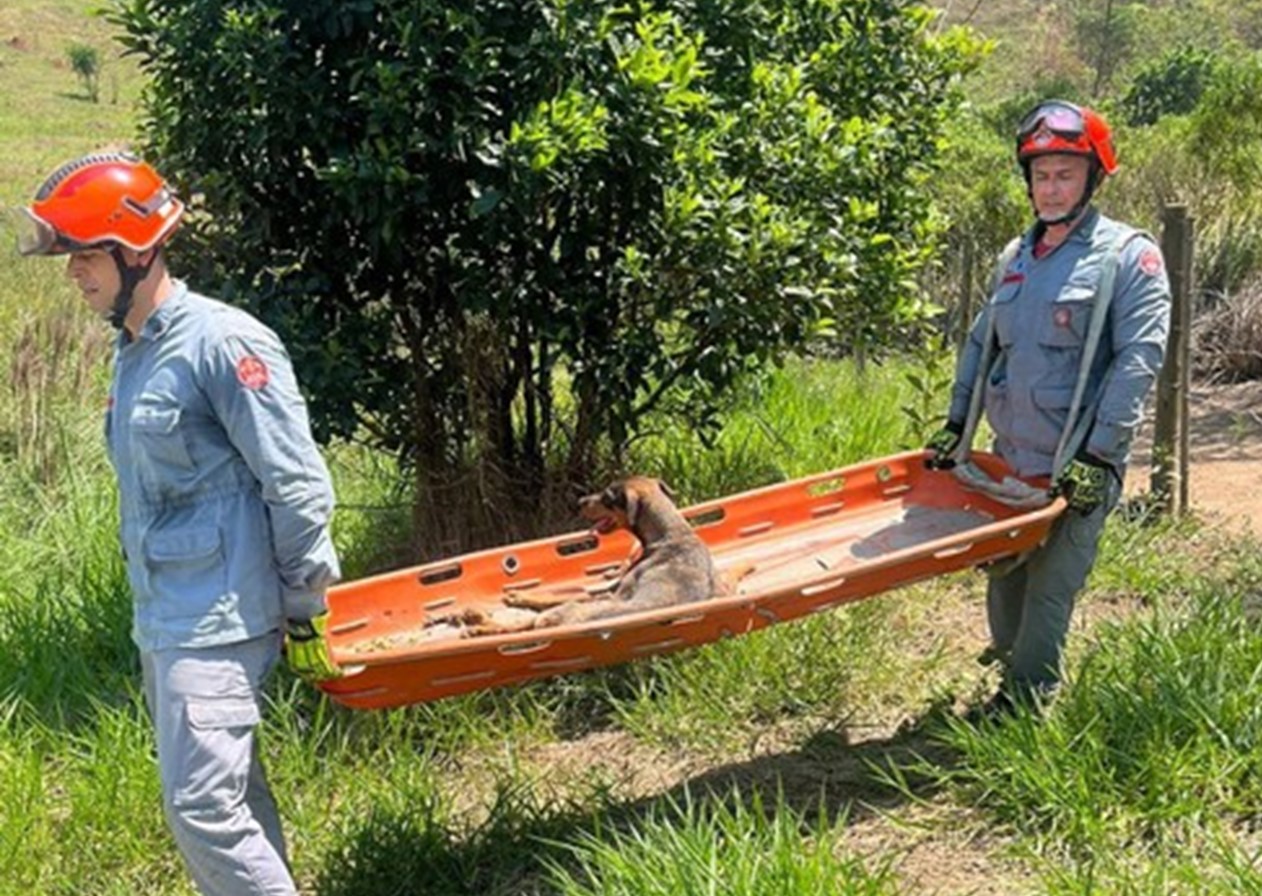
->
xmin=106 ymin=282 xmax=341 ymax=651
xmin=948 ymin=208 xmax=1171 ymax=479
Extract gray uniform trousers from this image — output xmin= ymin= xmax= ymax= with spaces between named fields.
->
xmin=986 ymin=478 xmax=1120 ymax=697
xmin=141 ymin=633 xmax=298 ymax=896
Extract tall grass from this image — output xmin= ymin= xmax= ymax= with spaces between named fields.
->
xmin=542 ymin=790 xmax=897 ymax=896
xmin=927 ymin=539 xmax=1262 ymax=891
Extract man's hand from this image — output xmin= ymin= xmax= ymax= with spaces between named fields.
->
xmin=285 ymin=612 xmax=343 ymax=682
xmin=925 ymin=420 xmax=965 ymax=470
xmin=1054 ymin=452 xmax=1113 ymax=514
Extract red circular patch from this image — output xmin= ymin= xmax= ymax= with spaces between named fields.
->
xmin=236 ymin=356 xmax=270 ymax=390
xmin=1053 ymin=307 xmax=1072 ymax=328
xmin=1139 ymin=247 xmax=1164 ymax=277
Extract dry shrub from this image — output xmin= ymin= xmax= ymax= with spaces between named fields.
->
xmin=5 ymin=309 xmax=112 ymax=483
xmin=1193 ymin=279 xmax=1262 ymax=383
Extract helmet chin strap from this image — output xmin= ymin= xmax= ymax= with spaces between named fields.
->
xmin=106 ymin=246 xmax=159 ymax=330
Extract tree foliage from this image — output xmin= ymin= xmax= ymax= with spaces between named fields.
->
xmin=1120 ymin=47 xmax=1218 ymax=127
xmin=111 ymin=0 xmax=978 ymax=547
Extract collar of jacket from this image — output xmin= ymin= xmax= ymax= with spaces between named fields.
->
xmin=1027 ymin=205 xmax=1102 ymax=253
xmin=119 ymin=279 xmax=188 ymax=346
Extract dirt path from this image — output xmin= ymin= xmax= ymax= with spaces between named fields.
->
xmin=1126 ymin=381 xmax=1262 ymax=536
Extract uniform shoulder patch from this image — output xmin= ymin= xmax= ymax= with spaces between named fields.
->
xmin=1138 ymin=246 xmax=1164 ymax=277
xmin=236 ymin=355 xmax=270 ymax=390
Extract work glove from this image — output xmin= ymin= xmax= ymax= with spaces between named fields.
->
xmin=924 ymin=420 xmax=965 ymax=470
xmin=285 ymin=612 xmax=343 ymax=683
xmin=1053 ymin=452 xmax=1113 ymax=515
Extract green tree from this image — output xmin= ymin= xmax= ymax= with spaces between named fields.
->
xmin=1071 ymin=0 xmax=1140 ymax=98
xmin=111 ymin=0 xmax=979 ymax=552
xmin=1121 ymin=47 xmax=1218 ymax=127
xmin=65 ymin=42 xmax=100 ymax=102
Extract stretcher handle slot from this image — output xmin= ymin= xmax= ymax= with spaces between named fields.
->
xmin=585 ymin=561 xmax=624 ymax=576
xmin=423 ymin=597 xmax=456 ymax=611
xmin=557 ymin=535 xmax=599 ymax=556
xmin=667 ymin=613 xmax=707 ymax=627
xmin=502 ymin=578 xmax=544 ymax=592
xmin=739 ymin=521 xmax=774 ymax=537
xmin=530 ymin=656 xmax=594 ymax=671
xmin=431 ymin=670 xmax=496 ymax=688
xmin=686 ymin=507 xmax=725 ymax=528
xmin=419 ymin=563 xmax=462 ymax=586
xmin=811 ymin=502 xmax=845 ymax=517
xmin=498 ymin=640 xmax=554 ymax=656
xmin=881 ymin=483 xmax=912 ymax=497
xmin=806 ymin=477 xmax=845 ymax=496
xmin=801 ymin=576 xmax=848 ymax=597
xmin=632 ymin=638 xmax=686 ymax=654
xmin=330 ymin=617 xmax=370 ymax=635
xmin=933 ymin=543 xmax=974 ymax=559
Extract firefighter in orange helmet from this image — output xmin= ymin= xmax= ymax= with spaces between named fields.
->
xmin=18 ymin=151 xmax=184 ymax=328
xmin=926 ymin=102 xmax=1170 ymax=720
xmin=18 ymin=152 xmax=342 ymax=896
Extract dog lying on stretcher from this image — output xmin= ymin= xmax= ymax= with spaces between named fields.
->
xmin=432 ymin=477 xmax=735 ymax=635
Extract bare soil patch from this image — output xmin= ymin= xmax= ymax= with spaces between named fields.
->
xmin=1127 ymin=381 xmax=1262 ymax=536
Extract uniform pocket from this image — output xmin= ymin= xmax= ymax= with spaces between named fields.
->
xmin=172 ymin=696 xmax=260 ymax=811
xmin=143 ymin=527 xmax=226 ymax=615
xmin=1032 ymin=385 xmax=1074 ymax=412
xmin=131 ymin=395 xmax=195 ymax=473
xmin=1039 ymin=285 xmax=1094 ymax=349
xmin=989 ymin=282 xmax=1022 ymax=349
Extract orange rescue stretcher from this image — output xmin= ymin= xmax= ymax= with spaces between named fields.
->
xmin=318 ymin=450 xmax=1066 ymax=710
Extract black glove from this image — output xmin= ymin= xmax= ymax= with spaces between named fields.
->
xmin=1053 ymin=451 xmax=1113 ymax=514
xmin=925 ymin=420 xmax=965 ymax=470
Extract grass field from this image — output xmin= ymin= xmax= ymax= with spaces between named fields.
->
xmin=4 ymin=4 xmax=1262 ymax=895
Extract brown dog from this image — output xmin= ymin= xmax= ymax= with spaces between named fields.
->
xmin=529 ymin=476 xmax=723 ymax=628
xmin=438 ymin=477 xmax=726 ymax=636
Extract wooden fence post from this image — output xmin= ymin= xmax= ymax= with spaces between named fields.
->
xmin=1151 ymin=203 xmax=1193 ymax=514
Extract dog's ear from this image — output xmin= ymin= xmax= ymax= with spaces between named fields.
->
xmin=656 ymin=479 xmax=676 ymax=501
xmin=624 ymin=486 xmax=641 ymax=529
xmin=601 ymin=483 xmax=627 ymax=510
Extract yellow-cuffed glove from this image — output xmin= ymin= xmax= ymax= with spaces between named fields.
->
xmin=1053 ymin=452 xmax=1113 ymax=515
xmin=285 ymin=612 xmax=343 ymax=682
xmin=924 ymin=420 xmax=964 ymax=470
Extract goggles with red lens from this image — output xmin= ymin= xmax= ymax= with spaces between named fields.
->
xmin=1017 ymin=101 xmax=1086 ymax=142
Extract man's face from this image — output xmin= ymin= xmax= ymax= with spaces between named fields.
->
xmin=65 ymin=248 xmax=120 ymax=319
xmin=1029 ymin=154 xmax=1092 ymax=222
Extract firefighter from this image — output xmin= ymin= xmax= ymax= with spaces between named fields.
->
xmin=927 ymin=102 xmax=1171 ymax=718
xmin=19 ymin=151 xmax=342 ymax=895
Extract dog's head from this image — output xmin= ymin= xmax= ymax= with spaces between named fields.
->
xmin=578 ymin=477 xmax=677 ymax=534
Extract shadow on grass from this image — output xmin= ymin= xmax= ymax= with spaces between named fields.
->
xmin=312 ymin=706 xmax=963 ymax=896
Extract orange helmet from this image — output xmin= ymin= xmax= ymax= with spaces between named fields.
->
xmin=17 ymin=152 xmax=184 ymax=256
xmin=1016 ymin=100 xmax=1118 ymax=175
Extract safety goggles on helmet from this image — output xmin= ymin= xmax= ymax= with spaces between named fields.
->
xmin=1015 ymin=99 xmax=1119 ymax=176
xmin=1017 ymin=101 xmax=1086 ymax=143
xmin=15 ymin=207 xmax=106 ymax=256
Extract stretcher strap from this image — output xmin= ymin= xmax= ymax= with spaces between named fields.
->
xmin=951 ymin=460 xmax=1052 ymax=509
